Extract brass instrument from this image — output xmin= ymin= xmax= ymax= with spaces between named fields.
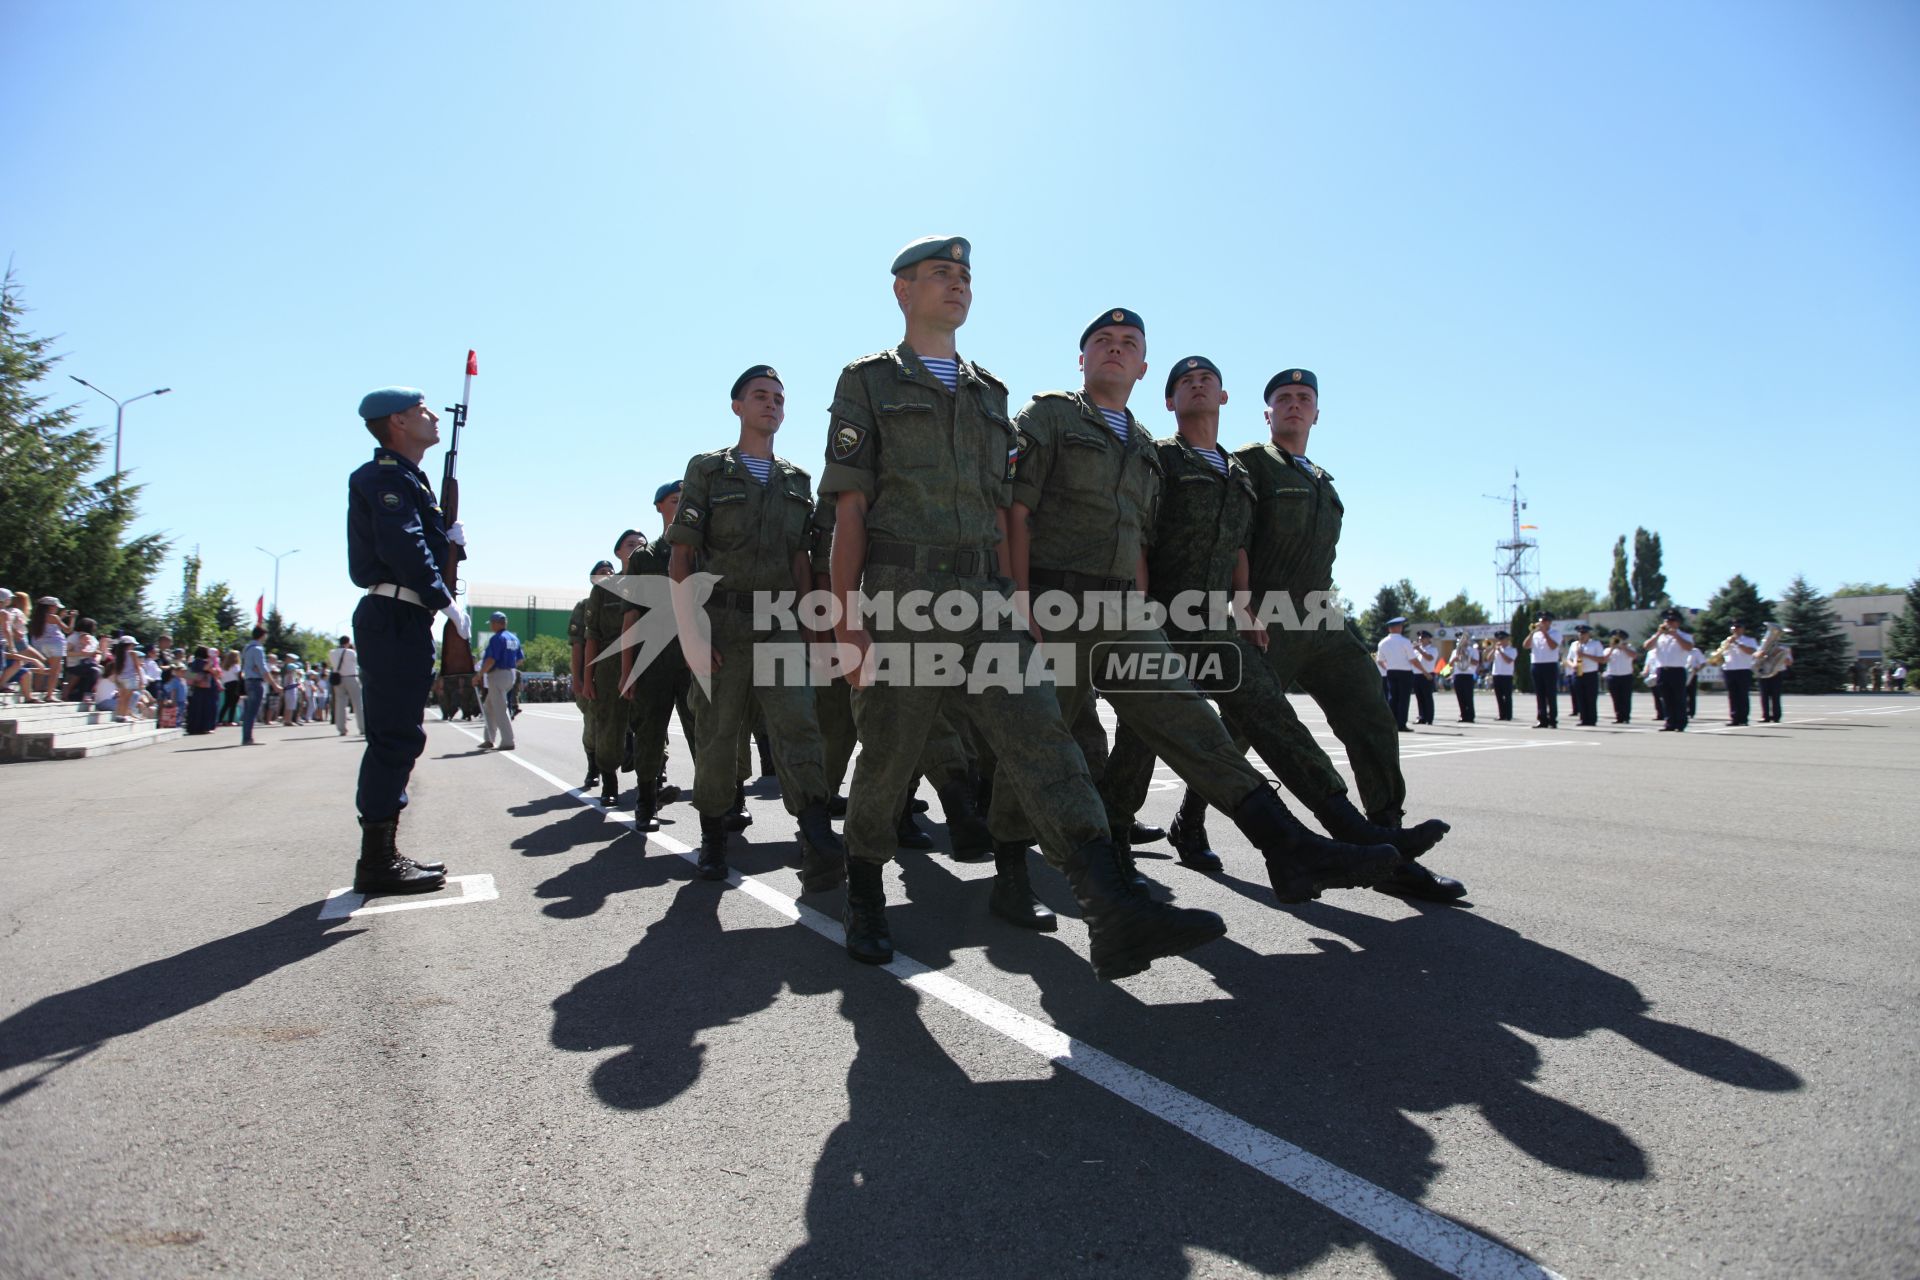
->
xmin=1754 ymin=624 xmax=1791 ymax=679
xmin=1708 ymin=635 xmax=1735 ymax=667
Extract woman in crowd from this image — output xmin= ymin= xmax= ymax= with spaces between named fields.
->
xmin=186 ymin=645 xmax=222 ymax=735
xmin=219 ymin=648 xmax=245 ymax=725
xmin=64 ymin=618 xmax=102 ymax=704
xmin=107 ymin=637 xmax=142 ymax=723
xmin=27 ymin=597 xmax=71 ymax=702
xmin=0 ymin=587 xmax=48 ymax=696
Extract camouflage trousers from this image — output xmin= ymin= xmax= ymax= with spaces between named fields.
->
xmin=820 ymin=676 xmax=975 ymax=800
xmin=844 ymin=563 xmax=1105 ymax=868
xmin=688 ymin=608 xmax=825 ymax=818
xmin=1104 ymin=628 xmax=1351 ymax=827
xmin=1242 ymin=623 xmax=1406 ymax=824
xmin=986 ymin=603 xmax=1268 ymax=844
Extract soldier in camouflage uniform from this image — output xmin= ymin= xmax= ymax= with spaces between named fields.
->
xmin=581 ymin=529 xmax=645 ymax=809
xmin=619 ymin=480 xmax=695 ymax=833
xmin=1221 ymin=368 xmax=1464 ymax=901
xmin=666 ymin=366 xmax=844 ymax=884
xmin=1101 ymin=359 xmax=1455 ymax=892
xmin=989 ymin=311 xmax=1400 ymax=905
xmin=569 ymin=559 xmax=613 ymax=792
xmin=821 ymin=235 xmax=1225 ymax=979
xmin=809 ymin=494 xmax=992 ymax=861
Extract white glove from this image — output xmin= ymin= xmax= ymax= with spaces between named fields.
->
xmin=441 ymin=602 xmax=471 ymax=642
xmin=447 ymin=520 xmax=467 ymax=548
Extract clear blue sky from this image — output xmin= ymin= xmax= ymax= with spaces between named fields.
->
xmin=6 ymin=0 xmax=1915 ymax=637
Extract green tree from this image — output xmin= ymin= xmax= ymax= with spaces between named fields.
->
xmin=1537 ymin=585 xmax=1599 ymax=619
xmin=1607 ymin=535 xmax=1631 ymax=610
xmin=1692 ymin=574 xmax=1774 ymax=654
xmin=167 ymin=550 xmax=241 ymax=652
xmin=1359 ymin=579 xmax=1434 ymax=638
xmin=522 ymin=633 xmax=570 ymax=675
xmin=1885 ymin=574 xmax=1920 ymax=668
xmin=1630 ymin=528 xmax=1667 ymax=609
xmin=1832 ymin=582 xmax=1896 ymax=598
xmin=1779 ymin=576 xmax=1849 ymax=693
xmin=1510 ymin=602 xmax=1535 ymax=695
xmin=0 ymin=270 xmax=168 ymax=620
xmin=1435 ymin=590 xmax=1490 ymax=626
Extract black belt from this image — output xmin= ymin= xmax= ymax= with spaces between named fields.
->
xmin=866 ymin=541 xmax=998 ymax=578
xmin=704 ymin=588 xmax=761 ymax=611
xmin=1028 ymin=567 xmax=1136 ymax=593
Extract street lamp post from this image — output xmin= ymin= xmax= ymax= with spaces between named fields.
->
xmin=69 ymin=376 xmax=172 ymax=491
xmin=256 ymin=546 xmax=300 ymax=621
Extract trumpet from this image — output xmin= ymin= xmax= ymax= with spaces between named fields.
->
xmin=1708 ymin=635 xmax=1734 ymax=667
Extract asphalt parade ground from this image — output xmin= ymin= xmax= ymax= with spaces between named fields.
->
xmin=2 ymin=692 xmax=1917 ymax=1279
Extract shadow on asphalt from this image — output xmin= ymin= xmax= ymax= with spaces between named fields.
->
xmin=547 ymin=848 xmax=1803 ymax=1277
xmin=0 ymin=905 xmax=364 ymax=1106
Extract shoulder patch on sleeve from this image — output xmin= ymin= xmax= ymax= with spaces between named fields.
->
xmin=678 ymin=503 xmax=703 ymax=528
xmin=379 ymin=490 xmax=405 ymax=511
xmin=831 ymin=422 xmax=869 ymax=461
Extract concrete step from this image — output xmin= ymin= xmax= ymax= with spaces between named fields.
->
xmin=0 ymin=703 xmax=113 ymax=732
xmin=2 ymin=718 xmax=186 ymax=761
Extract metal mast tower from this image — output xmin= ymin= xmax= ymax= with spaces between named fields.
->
xmin=1484 ymin=472 xmax=1540 ymax=618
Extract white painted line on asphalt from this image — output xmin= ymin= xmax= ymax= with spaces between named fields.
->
xmin=1693 ymin=704 xmax=1920 ymax=734
xmin=317 ymin=874 xmax=500 ymax=920
xmin=451 ymin=721 xmax=1568 ymax=1280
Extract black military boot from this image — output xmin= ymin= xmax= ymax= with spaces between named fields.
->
xmin=696 ymin=813 xmax=729 ymax=881
xmin=1129 ymin=820 xmax=1167 ymax=845
xmin=1374 ymin=860 xmax=1469 ymax=902
xmin=723 ymin=784 xmax=753 ymax=832
xmin=656 ymin=771 xmax=681 ymax=803
xmin=354 ymin=818 xmax=445 ymax=896
xmin=1230 ymin=784 xmax=1400 ymax=904
xmin=796 ymin=801 xmax=847 ymax=894
xmin=1308 ymin=794 xmax=1450 ymax=862
xmin=633 ymin=776 xmax=660 ymax=833
xmin=391 ymin=811 xmax=445 ymax=874
xmin=1061 ymin=839 xmax=1225 ymax=980
xmin=827 ymin=792 xmax=848 ymax=819
xmin=934 ymin=781 xmax=993 ymax=862
xmin=755 ymin=730 xmax=775 ymax=778
xmin=843 ymin=859 xmax=894 ymax=965
xmin=1112 ymin=835 xmax=1148 ymax=889
xmin=896 ymin=806 xmax=934 ymax=850
xmin=988 ymin=842 xmax=1056 ymax=932
xmin=599 ymin=766 xmax=620 ymax=810
xmin=583 ymin=763 xmax=600 ymax=791
xmin=1167 ymin=787 xmax=1223 ymax=874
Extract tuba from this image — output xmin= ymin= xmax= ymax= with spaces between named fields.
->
xmin=1754 ymin=624 xmax=1790 ymax=678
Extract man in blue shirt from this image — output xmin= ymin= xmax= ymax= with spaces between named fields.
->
xmin=240 ymin=626 xmax=271 ymax=744
xmin=478 ymin=610 xmax=520 ymax=752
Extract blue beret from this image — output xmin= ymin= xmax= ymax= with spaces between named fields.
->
xmin=615 ymin=529 xmax=642 ymax=555
xmin=730 ymin=365 xmax=782 ymax=400
xmin=590 ymin=560 xmax=614 ymax=576
xmin=1081 ymin=308 xmax=1145 ymax=350
xmin=1263 ymin=368 xmax=1318 ymax=402
xmin=489 ymin=611 xmax=509 ymax=623
xmin=653 ymin=480 xmax=682 ymax=506
xmin=891 ymin=235 xmax=970 ymax=274
xmin=357 ymin=386 xmax=425 ymax=419
xmin=1164 ymin=355 xmax=1222 ymax=400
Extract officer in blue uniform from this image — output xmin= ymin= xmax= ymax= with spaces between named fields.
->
xmin=348 ymin=386 xmax=467 ymax=895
